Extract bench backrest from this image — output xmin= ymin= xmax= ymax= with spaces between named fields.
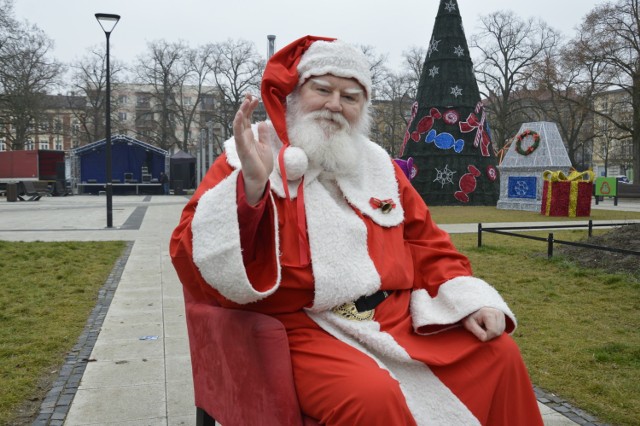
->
xmin=22 ymin=181 xmax=37 ymax=193
xmin=618 ymin=184 xmax=640 ymax=197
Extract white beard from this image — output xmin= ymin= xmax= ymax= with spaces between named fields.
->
xmin=286 ymin=95 xmax=369 ymax=177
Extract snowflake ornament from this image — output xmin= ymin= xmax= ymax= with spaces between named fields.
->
xmin=453 ymin=45 xmax=464 ymax=57
xmin=433 ymin=165 xmax=457 ymax=187
xmin=450 ymin=85 xmax=463 ymax=98
xmin=427 ymin=39 xmax=441 ymax=57
xmin=444 ymin=0 xmax=457 ymax=12
xmin=428 ymin=66 xmax=439 ymax=78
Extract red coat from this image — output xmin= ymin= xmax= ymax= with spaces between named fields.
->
xmin=171 ymin=132 xmax=542 ymax=425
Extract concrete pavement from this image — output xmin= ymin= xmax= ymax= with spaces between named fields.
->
xmin=3 ymin=195 xmax=635 ymax=425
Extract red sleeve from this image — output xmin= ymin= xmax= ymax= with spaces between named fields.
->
xmin=236 ymin=171 xmax=271 ymax=264
xmin=396 ymin=166 xmax=473 ymax=297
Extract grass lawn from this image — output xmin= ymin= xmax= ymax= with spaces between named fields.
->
xmin=0 ymin=240 xmax=126 ymax=425
xmin=429 ymin=204 xmax=640 ymax=224
xmin=450 ymin=229 xmax=639 ymax=426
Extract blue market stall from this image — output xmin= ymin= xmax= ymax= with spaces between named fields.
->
xmin=71 ymin=135 xmax=169 ymax=195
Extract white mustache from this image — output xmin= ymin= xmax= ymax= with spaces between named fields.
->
xmin=307 ymin=110 xmax=350 ymax=129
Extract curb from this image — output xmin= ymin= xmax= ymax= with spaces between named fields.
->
xmin=32 ymin=242 xmax=133 ymax=426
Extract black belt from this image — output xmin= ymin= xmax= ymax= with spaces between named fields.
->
xmin=354 ymin=290 xmax=393 ymax=312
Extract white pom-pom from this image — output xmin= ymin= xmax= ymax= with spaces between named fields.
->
xmin=278 ymin=146 xmax=308 ymax=181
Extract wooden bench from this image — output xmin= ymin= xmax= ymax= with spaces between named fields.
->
xmin=53 ymin=180 xmax=71 ymax=196
xmin=18 ymin=181 xmax=52 ymax=201
xmin=617 ymin=184 xmax=640 ymax=199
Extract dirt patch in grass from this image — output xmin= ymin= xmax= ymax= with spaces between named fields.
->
xmin=557 ymin=224 xmax=640 ymax=277
xmin=8 ymin=371 xmax=57 ymax=425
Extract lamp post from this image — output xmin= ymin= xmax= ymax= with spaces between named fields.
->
xmin=95 ymin=13 xmax=120 ymax=228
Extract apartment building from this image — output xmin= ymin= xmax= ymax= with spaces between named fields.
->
xmin=1 ymin=84 xmax=227 ymax=157
xmin=0 ymin=94 xmax=86 ymax=152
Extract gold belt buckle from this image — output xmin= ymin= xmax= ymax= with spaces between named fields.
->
xmin=331 ymin=302 xmax=374 ymax=321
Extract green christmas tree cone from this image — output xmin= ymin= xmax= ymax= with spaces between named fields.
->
xmin=400 ymin=0 xmax=499 ymax=206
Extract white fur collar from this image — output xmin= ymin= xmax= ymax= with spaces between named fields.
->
xmin=223 ymin=122 xmax=403 ymax=227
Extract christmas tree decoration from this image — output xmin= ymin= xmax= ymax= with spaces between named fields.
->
xmin=400 ymin=0 xmax=500 ymax=205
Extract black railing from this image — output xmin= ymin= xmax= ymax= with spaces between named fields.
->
xmin=477 ymin=221 xmax=640 ymax=259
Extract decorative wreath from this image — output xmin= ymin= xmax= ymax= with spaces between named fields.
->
xmin=515 ymin=129 xmax=540 ymax=156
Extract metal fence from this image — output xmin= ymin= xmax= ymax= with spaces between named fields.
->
xmin=477 ymin=221 xmax=640 ymax=258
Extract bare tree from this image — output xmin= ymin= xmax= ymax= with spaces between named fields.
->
xmin=526 ymin=44 xmax=600 ymax=169
xmin=172 ymin=44 xmax=215 ymax=153
xmin=357 ymin=44 xmax=389 ymax=98
xmin=0 ymin=21 xmax=63 ymax=150
xmin=358 ymin=44 xmax=418 ymax=156
xmin=0 ymin=0 xmax=16 ymax=143
xmin=0 ymin=0 xmax=17 ymax=52
xmin=68 ymin=46 xmax=124 ymax=145
xmin=134 ymin=40 xmax=189 ymax=150
xmin=205 ymin=39 xmax=264 ymax=153
xmin=574 ymin=0 xmax=639 ymax=181
xmin=401 ymin=46 xmax=427 ymax=100
xmin=595 ymin=115 xmax=633 ymax=176
xmin=371 ymin=71 xmax=413 ymax=157
xmin=471 ymin=11 xmax=559 ymax=150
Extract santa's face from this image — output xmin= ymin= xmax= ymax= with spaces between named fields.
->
xmin=286 ymin=77 xmax=370 ymax=176
xmin=296 ymin=75 xmax=366 ymax=130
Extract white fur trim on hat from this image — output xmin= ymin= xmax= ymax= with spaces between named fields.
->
xmin=297 ymin=40 xmax=372 ymax=99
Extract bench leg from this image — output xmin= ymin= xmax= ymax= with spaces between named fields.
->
xmin=196 ymin=407 xmax=216 ymax=426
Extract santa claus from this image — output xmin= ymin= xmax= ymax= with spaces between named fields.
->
xmin=170 ymin=35 xmax=543 ymax=425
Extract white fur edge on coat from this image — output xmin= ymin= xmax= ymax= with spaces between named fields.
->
xmin=223 ymin=122 xmax=404 ymax=227
xmin=410 ymin=276 xmax=516 ymax=334
xmin=303 ymin=178 xmax=381 ymax=311
xmin=307 ymin=310 xmax=480 ymax=425
xmin=191 ymin=169 xmax=281 ymax=304
xmin=335 ymin=136 xmax=404 ymax=228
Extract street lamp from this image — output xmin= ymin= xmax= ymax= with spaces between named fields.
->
xmin=95 ymin=13 xmax=120 ymax=228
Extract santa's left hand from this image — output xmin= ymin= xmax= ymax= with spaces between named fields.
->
xmin=462 ymin=307 xmax=505 ymax=342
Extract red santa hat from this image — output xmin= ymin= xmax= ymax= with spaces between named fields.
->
xmin=260 ymin=36 xmax=371 ymax=265
xmin=261 ymin=35 xmax=372 ymax=153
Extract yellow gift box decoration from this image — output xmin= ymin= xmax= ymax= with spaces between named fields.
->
xmin=541 ymin=169 xmax=595 ymax=217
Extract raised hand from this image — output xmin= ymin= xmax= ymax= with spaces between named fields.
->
xmin=233 ymin=94 xmax=274 ymax=205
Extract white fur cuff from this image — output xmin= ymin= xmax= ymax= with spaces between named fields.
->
xmin=191 ymin=170 xmax=280 ymax=304
xmin=410 ymin=277 xmax=516 ymax=335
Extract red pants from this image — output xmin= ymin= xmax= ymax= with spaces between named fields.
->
xmin=288 ymin=325 xmax=543 ymax=425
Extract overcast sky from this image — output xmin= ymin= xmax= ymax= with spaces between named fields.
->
xmin=13 ymin=0 xmax=606 ymax=72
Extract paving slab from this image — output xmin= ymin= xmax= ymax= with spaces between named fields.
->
xmin=64 ymin=384 xmax=167 ymax=425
